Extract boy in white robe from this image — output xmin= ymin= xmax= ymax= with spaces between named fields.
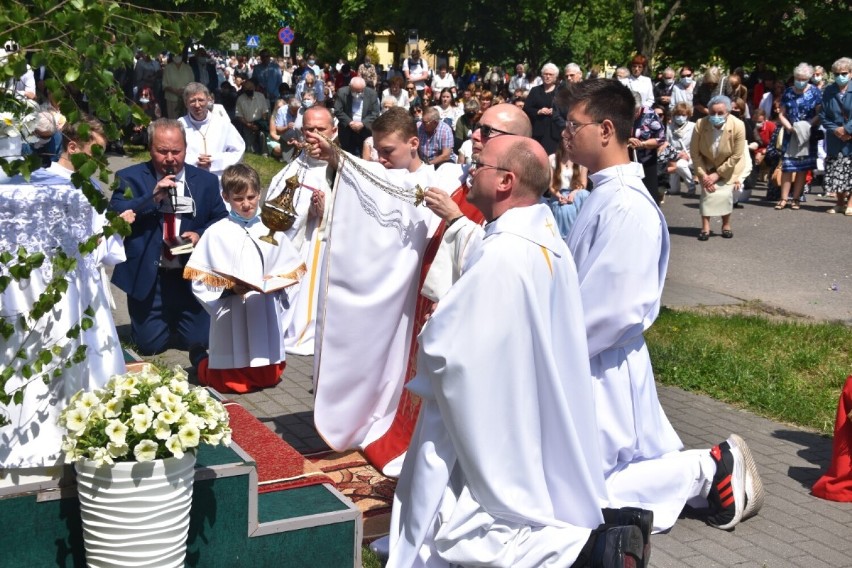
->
xmin=386 ymin=135 xmax=644 ymax=568
xmin=184 ymin=164 xmax=304 ymax=393
xmin=305 ymin=107 xmax=460 ymax=476
xmin=560 ymin=78 xmax=764 ymax=532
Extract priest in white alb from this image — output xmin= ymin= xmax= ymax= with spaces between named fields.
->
xmin=387 ymin=135 xmax=644 ymax=568
xmin=265 ymin=106 xmax=337 ymax=356
xmin=178 ymin=82 xmax=245 ymax=184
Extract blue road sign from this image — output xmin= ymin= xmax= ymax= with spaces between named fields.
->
xmin=246 ymin=35 xmax=260 ymax=48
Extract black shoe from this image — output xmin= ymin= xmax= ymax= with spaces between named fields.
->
xmin=590 ymin=525 xmax=643 ymax=568
xmin=706 ymin=436 xmax=745 ymax=530
xmin=188 ymin=343 xmax=209 ymax=369
xmin=734 ymin=202 xmax=744 ymax=208
xmin=602 ymin=507 xmax=653 ymax=568
xmin=698 ymin=231 xmax=710 ymax=241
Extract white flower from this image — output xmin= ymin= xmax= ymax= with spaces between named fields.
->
xmin=104 ymin=396 xmax=124 ymax=418
xmin=92 ymin=447 xmax=114 ymax=467
xmin=105 ymin=419 xmax=128 ymax=445
xmin=178 ymin=423 xmax=201 ymax=449
xmin=165 ymin=434 xmax=184 ymax=458
xmin=133 ymin=415 xmax=152 ymax=434
xmin=159 ymin=408 xmax=181 ymax=425
xmin=107 ymin=442 xmax=129 ymax=459
xmin=153 ymin=417 xmax=172 ymax=440
xmin=78 ymin=392 xmax=101 ymax=411
xmin=194 ymin=388 xmax=209 ymax=404
xmin=61 ymin=437 xmax=77 ymax=453
xmin=133 ymin=440 xmax=159 ymax=462
xmin=169 ymin=378 xmax=189 ymax=396
xmin=64 ymin=407 xmax=89 ymax=433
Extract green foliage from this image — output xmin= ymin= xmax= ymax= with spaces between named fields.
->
xmin=647 ymin=308 xmax=852 ymax=434
xmin=0 ymin=0 xmax=211 ymax=428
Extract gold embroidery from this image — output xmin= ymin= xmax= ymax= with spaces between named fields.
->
xmin=182 ymin=266 xmax=233 ymax=289
xmin=539 ymin=246 xmax=553 ymax=276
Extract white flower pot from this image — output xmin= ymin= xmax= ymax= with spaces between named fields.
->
xmin=74 ymin=453 xmax=196 ymax=568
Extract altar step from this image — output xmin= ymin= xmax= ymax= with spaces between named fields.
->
xmin=0 ymin=397 xmax=362 ymax=567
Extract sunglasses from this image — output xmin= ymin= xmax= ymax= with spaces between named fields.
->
xmin=477 ymin=124 xmax=513 ymax=138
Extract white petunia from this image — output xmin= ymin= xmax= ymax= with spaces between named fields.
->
xmin=103 ymin=396 xmax=125 ymax=418
xmin=165 ymin=434 xmax=184 ymax=458
xmin=159 ymin=408 xmax=181 ymax=425
xmin=169 ymin=378 xmax=189 ymax=396
xmin=133 ymin=414 xmax=152 ymax=434
xmin=92 ymin=447 xmax=114 ymax=467
xmin=64 ymin=407 xmax=89 ymax=433
xmin=105 ymin=419 xmax=128 ymax=445
xmin=133 ymin=440 xmax=159 ymax=462
xmin=153 ymin=417 xmax=172 ymax=440
xmin=79 ymin=392 xmax=101 ymax=411
xmin=178 ymin=423 xmax=201 ymax=449
xmin=107 ymin=442 xmax=129 ymax=459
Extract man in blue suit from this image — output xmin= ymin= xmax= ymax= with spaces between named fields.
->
xmin=110 ymin=118 xmax=227 ymax=355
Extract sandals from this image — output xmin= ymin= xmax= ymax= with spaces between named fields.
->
xmin=722 ymin=229 xmax=733 ymax=239
xmin=790 ymin=201 xmax=800 ymax=210
xmin=698 ymin=231 xmax=710 ymax=241
xmin=846 ymin=207 xmax=852 ymax=216
xmin=774 ymin=200 xmax=788 ymax=210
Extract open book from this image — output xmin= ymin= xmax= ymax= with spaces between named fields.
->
xmin=213 ymin=269 xmax=301 ymax=294
xmin=164 ymin=235 xmax=194 ymax=255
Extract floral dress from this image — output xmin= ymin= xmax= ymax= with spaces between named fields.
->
xmin=780 ymin=86 xmax=823 ymax=172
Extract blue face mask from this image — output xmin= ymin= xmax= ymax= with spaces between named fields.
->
xmin=794 ymin=80 xmax=808 ymax=90
xmin=709 ymin=115 xmax=726 ymax=127
xmin=836 ymin=74 xmax=850 ymax=87
xmin=673 ymin=115 xmax=687 ymax=126
xmin=229 ymin=209 xmax=258 ymax=224
xmin=681 ymin=77 xmax=693 ymax=86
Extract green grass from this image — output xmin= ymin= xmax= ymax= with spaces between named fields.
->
xmin=241 ymin=153 xmax=285 ymax=189
xmin=647 ymin=306 xmax=852 ymax=434
xmin=362 ymin=546 xmax=383 ymax=568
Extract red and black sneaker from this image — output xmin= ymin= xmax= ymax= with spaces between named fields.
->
xmin=706 ymin=436 xmax=745 ymax=530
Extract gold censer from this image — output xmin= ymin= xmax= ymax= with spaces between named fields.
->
xmin=259 ymin=175 xmax=300 ymax=245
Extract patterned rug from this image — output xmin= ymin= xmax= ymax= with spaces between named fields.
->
xmin=308 ymin=450 xmax=397 ymax=540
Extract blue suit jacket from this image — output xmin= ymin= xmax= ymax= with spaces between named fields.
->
xmin=109 ymin=161 xmax=227 ymax=301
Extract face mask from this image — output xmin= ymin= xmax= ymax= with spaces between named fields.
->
xmin=352 ymin=92 xmax=363 ymax=100
xmin=308 ymin=59 xmax=315 ymax=65
xmin=139 ymin=97 xmax=150 ymax=104
xmin=673 ymin=115 xmax=687 ymax=126
xmin=681 ymin=77 xmax=693 ymax=86
xmin=755 ymin=122 xmax=764 ymax=128
xmin=709 ymin=115 xmax=726 ymax=127
xmin=302 ymin=100 xmax=314 ymax=108
xmin=664 ymin=78 xmax=674 ymax=86
xmin=836 ymin=74 xmax=850 ymax=87
xmin=173 ymin=56 xmax=182 ymax=64
xmin=812 ymin=75 xmax=822 ymax=84
xmin=229 ymin=208 xmax=257 ymax=223
xmin=794 ymin=80 xmax=808 ymax=90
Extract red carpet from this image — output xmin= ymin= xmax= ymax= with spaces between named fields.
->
xmin=225 ymin=403 xmax=332 ymax=493
xmin=308 ymin=450 xmax=397 ymax=540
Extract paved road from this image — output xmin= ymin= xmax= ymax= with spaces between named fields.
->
xmin=105 ymin=155 xmax=852 ymax=567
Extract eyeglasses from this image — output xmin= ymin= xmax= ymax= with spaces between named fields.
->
xmin=477 ymin=124 xmax=513 ymax=139
xmin=563 ymin=120 xmax=601 ymax=136
xmin=470 ymin=157 xmax=510 ymax=175
xmin=681 ymin=74 xmax=693 ymax=78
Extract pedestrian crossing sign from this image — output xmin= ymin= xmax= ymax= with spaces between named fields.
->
xmin=246 ymin=35 xmax=260 ymax=48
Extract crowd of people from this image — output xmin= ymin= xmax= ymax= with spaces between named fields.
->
xmin=6 ymin=43 xmax=852 ymax=567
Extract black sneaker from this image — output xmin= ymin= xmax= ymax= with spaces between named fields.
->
xmin=706 ymin=436 xmax=745 ymax=530
xmin=590 ymin=525 xmax=643 ymax=568
xmin=602 ymin=507 xmax=653 ymax=568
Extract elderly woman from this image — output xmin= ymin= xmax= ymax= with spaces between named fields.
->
xmin=690 ymin=95 xmax=747 ymax=240
xmin=629 ymin=92 xmax=666 ymax=204
xmin=820 ymin=57 xmax=852 ymax=214
xmin=666 ymin=102 xmax=696 ymax=195
xmin=775 ymin=63 xmax=823 ymax=210
xmin=524 ymin=62 xmax=563 ymax=153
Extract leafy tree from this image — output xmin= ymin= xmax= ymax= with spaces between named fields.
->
xmin=0 ymin=0 xmax=209 ymax=426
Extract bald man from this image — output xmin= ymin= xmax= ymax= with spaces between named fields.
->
xmin=333 ymin=75 xmax=380 ymax=154
xmin=387 ymin=135 xmax=644 ymax=568
xmin=420 ymin=102 xmax=533 ymax=297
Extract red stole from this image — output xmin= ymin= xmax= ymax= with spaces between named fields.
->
xmin=364 ymin=184 xmax=485 ymax=470
xmin=812 ymin=375 xmax=852 ymax=501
